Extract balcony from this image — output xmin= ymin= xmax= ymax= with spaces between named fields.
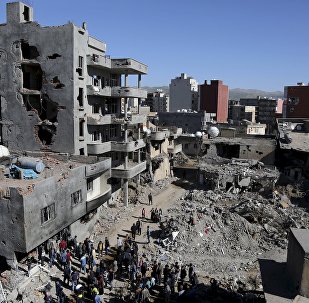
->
xmin=167 ymin=144 xmax=182 ymax=154
xmin=111 ymin=139 xmax=145 ymax=152
xmin=85 ymin=157 xmax=111 ymax=177
xmin=111 ymin=58 xmax=148 ymax=74
xmin=111 ymin=161 xmax=147 ymax=179
xmin=111 ymin=86 xmax=147 ymax=99
xmin=150 ymin=130 xmax=170 ymax=141
xmin=87 ymin=54 xmax=111 ymax=69
xmin=86 ymin=189 xmax=111 ymax=212
xmin=87 ymin=85 xmax=111 ymax=97
xmin=88 ymin=36 xmax=106 ymax=52
xmin=87 ymin=142 xmax=111 ymax=155
xmin=111 ymin=114 xmax=147 ymax=125
xmin=87 ymin=114 xmax=112 ymax=125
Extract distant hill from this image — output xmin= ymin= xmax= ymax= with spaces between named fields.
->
xmin=143 ymin=86 xmax=283 ymax=100
xmin=229 ymin=88 xmax=283 ymax=100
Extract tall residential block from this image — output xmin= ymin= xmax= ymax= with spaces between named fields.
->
xmin=199 ymin=80 xmax=229 ymax=123
xmin=145 ymin=90 xmax=169 ymax=112
xmin=285 ymin=83 xmax=309 ymax=118
xmin=169 ymin=73 xmax=198 ymax=112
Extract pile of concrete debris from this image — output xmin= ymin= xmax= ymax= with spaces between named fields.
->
xmin=143 ymin=187 xmax=309 ymax=293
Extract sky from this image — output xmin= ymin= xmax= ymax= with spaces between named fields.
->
xmin=1 ymin=0 xmax=309 ymax=91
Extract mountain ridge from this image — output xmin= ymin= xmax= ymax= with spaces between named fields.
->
xmin=143 ymin=86 xmax=283 ymax=100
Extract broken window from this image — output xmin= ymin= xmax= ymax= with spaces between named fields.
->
xmin=71 ymin=190 xmax=82 ymax=206
xmin=51 ymin=76 xmax=65 ymax=89
xmin=79 ymin=148 xmax=84 ymax=155
xmin=92 ymin=54 xmax=99 ymax=62
xmin=47 ymin=53 xmax=61 ymax=59
xmin=22 ymin=64 xmax=42 ymax=90
xmin=87 ymin=179 xmax=93 ymax=192
xmin=41 ymin=203 xmax=55 ymax=224
xmin=76 ymin=56 xmax=84 ymax=77
xmin=21 ymin=41 xmax=39 ymax=60
xmin=78 ymin=88 xmax=84 ymax=107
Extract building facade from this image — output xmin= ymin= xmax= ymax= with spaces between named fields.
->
xmin=169 ymin=73 xmax=198 ymax=112
xmin=145 ymin=90 xmax=169 ymax=113
xmin=285 ymin=83 xmax=309 ymax=118
xmin=0 ymin=2 xmax=148 ymax=207
xmin=199 ymin=80 xmax=229 ymax=123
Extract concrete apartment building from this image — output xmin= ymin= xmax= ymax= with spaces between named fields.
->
xmin=0 ymin=2 xmax=148 ymax=264
xmin=285 ymin=83 xmax=309 ymax=118
xmin=0 ymin=2 xmax=148 ymax=207
xmin=199 ymin=80 xmax=229 ymax=123
xmin=145 ymin=90 xmax=169 ymax=112
xmin=169 ymin=73 xmax=199 ymax=112
xmin=230 ymin=104 xmax=257 ymax=123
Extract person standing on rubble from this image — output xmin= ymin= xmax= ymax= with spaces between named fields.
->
xmin=105 ymin=236 xmax=110 ymax=255
xmin=136 ymin=218 xmax=142 ymax=235
xmin=142 ymin=207 xmax=146 ymax=219
xmin=148 ymin=192 xmax=153 ymax=205
xmin=131 ymin=223 xmax=137 ymax=240
xmin=146 ymin=226 xmax=151 ymax=243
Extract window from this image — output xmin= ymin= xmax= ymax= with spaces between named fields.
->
xmin=87 ymin=179 xmax=93 ymax=192
xmin=23 ymin=6 xmax=30 ymax=22
xmin=110 ymin=125 xmax=117 ymax=138
xmin=41 ymin=204 xmax=55 ymax=224
xmin=92 ymin=104 xmax=100 ymax=114
xmin=77 ymin=56 xmax=84 ymax=77
xmin=78 ymin=88 xmax=84 ymax=107
xmin=92 ymin=131 xmax=101 ymax=141
xmin=71 ymin=190 xmax=82 ymax=206
xmin=79 ymin=119 xmax=84 ymax=137
xmin=92 ymin=54 xmax=99 ymax=62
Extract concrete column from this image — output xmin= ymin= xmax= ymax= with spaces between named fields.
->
xmin=124 ymin=98 xmax=128 ymax=119
xmin=138 ymin=74 xmax=141 ymax=88
xmin=124 ymin=128 xmax=128 ymax=143
xmin=125 ymin=74 xmax=128 ymax=87
xmin=138 ymin=124 xmax=141 ymax=140
xmin=124 ymin=154 xmax=128 ymax=169
xmin=123 ymin=178 xmax=128 ymax=207
xmin=138 ymin=149 xmax=141 ymax=163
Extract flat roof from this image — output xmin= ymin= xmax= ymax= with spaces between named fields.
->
xmin=290 ymin=228 xmax=309 ymax=254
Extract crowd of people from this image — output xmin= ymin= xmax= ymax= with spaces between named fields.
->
xmin=26 ymin=202 xmax=201 ymax=303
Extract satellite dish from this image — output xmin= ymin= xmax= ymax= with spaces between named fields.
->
xmin=195 ymin=131 xmax=202 ymax=138
xmin=207 ymin=126 xmax=220 ymax=138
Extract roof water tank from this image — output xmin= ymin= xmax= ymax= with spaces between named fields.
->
xmin=195 ymin=131 xmax=202 ymax=138
xmin=0 ymin=145 xmax=10 ymax=158
xmin=17 ymin=157 xmax=45 ymax=173
xmin=207 ymin=126 xmax=220 ymax=138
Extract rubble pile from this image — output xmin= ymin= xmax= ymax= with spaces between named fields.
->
xmin=144 ymin=188 xmax=309 ymax=291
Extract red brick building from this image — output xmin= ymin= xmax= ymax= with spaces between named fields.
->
xmin=199 ymin=80 xmax=229 ymax=122
xmin=285 ymin=83 xmax=309 ymax=118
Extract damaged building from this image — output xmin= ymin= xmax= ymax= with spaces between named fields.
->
xmin=0 ymin=152 xmax=111 ymax=267
xmin=0 ymin=2 xmax=148 ymax=207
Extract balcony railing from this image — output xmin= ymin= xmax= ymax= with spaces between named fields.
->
xmin=87 ymin=114 xmax=112 ymax=125
xmin=111 ymin=161 xmax=147 ymax=179
xmin=111 ymin=86 xmax=147 ymax=99
xmin=87 ymin=142 xmax=111 ymax=155
xmin=111 ymin=58 xmax=148 ymax=74
xmin=111 ymin=114 xmax=146 ymax=125
xmin=111 ymin=139 xmax=145 ymax=152
xmin=150 ymin=130 xmax=170 ymax=141
xmin=87 ymin=54 xmax=111 ymax=69
xmin=87 ymin=85 xmax=111 ymax=97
